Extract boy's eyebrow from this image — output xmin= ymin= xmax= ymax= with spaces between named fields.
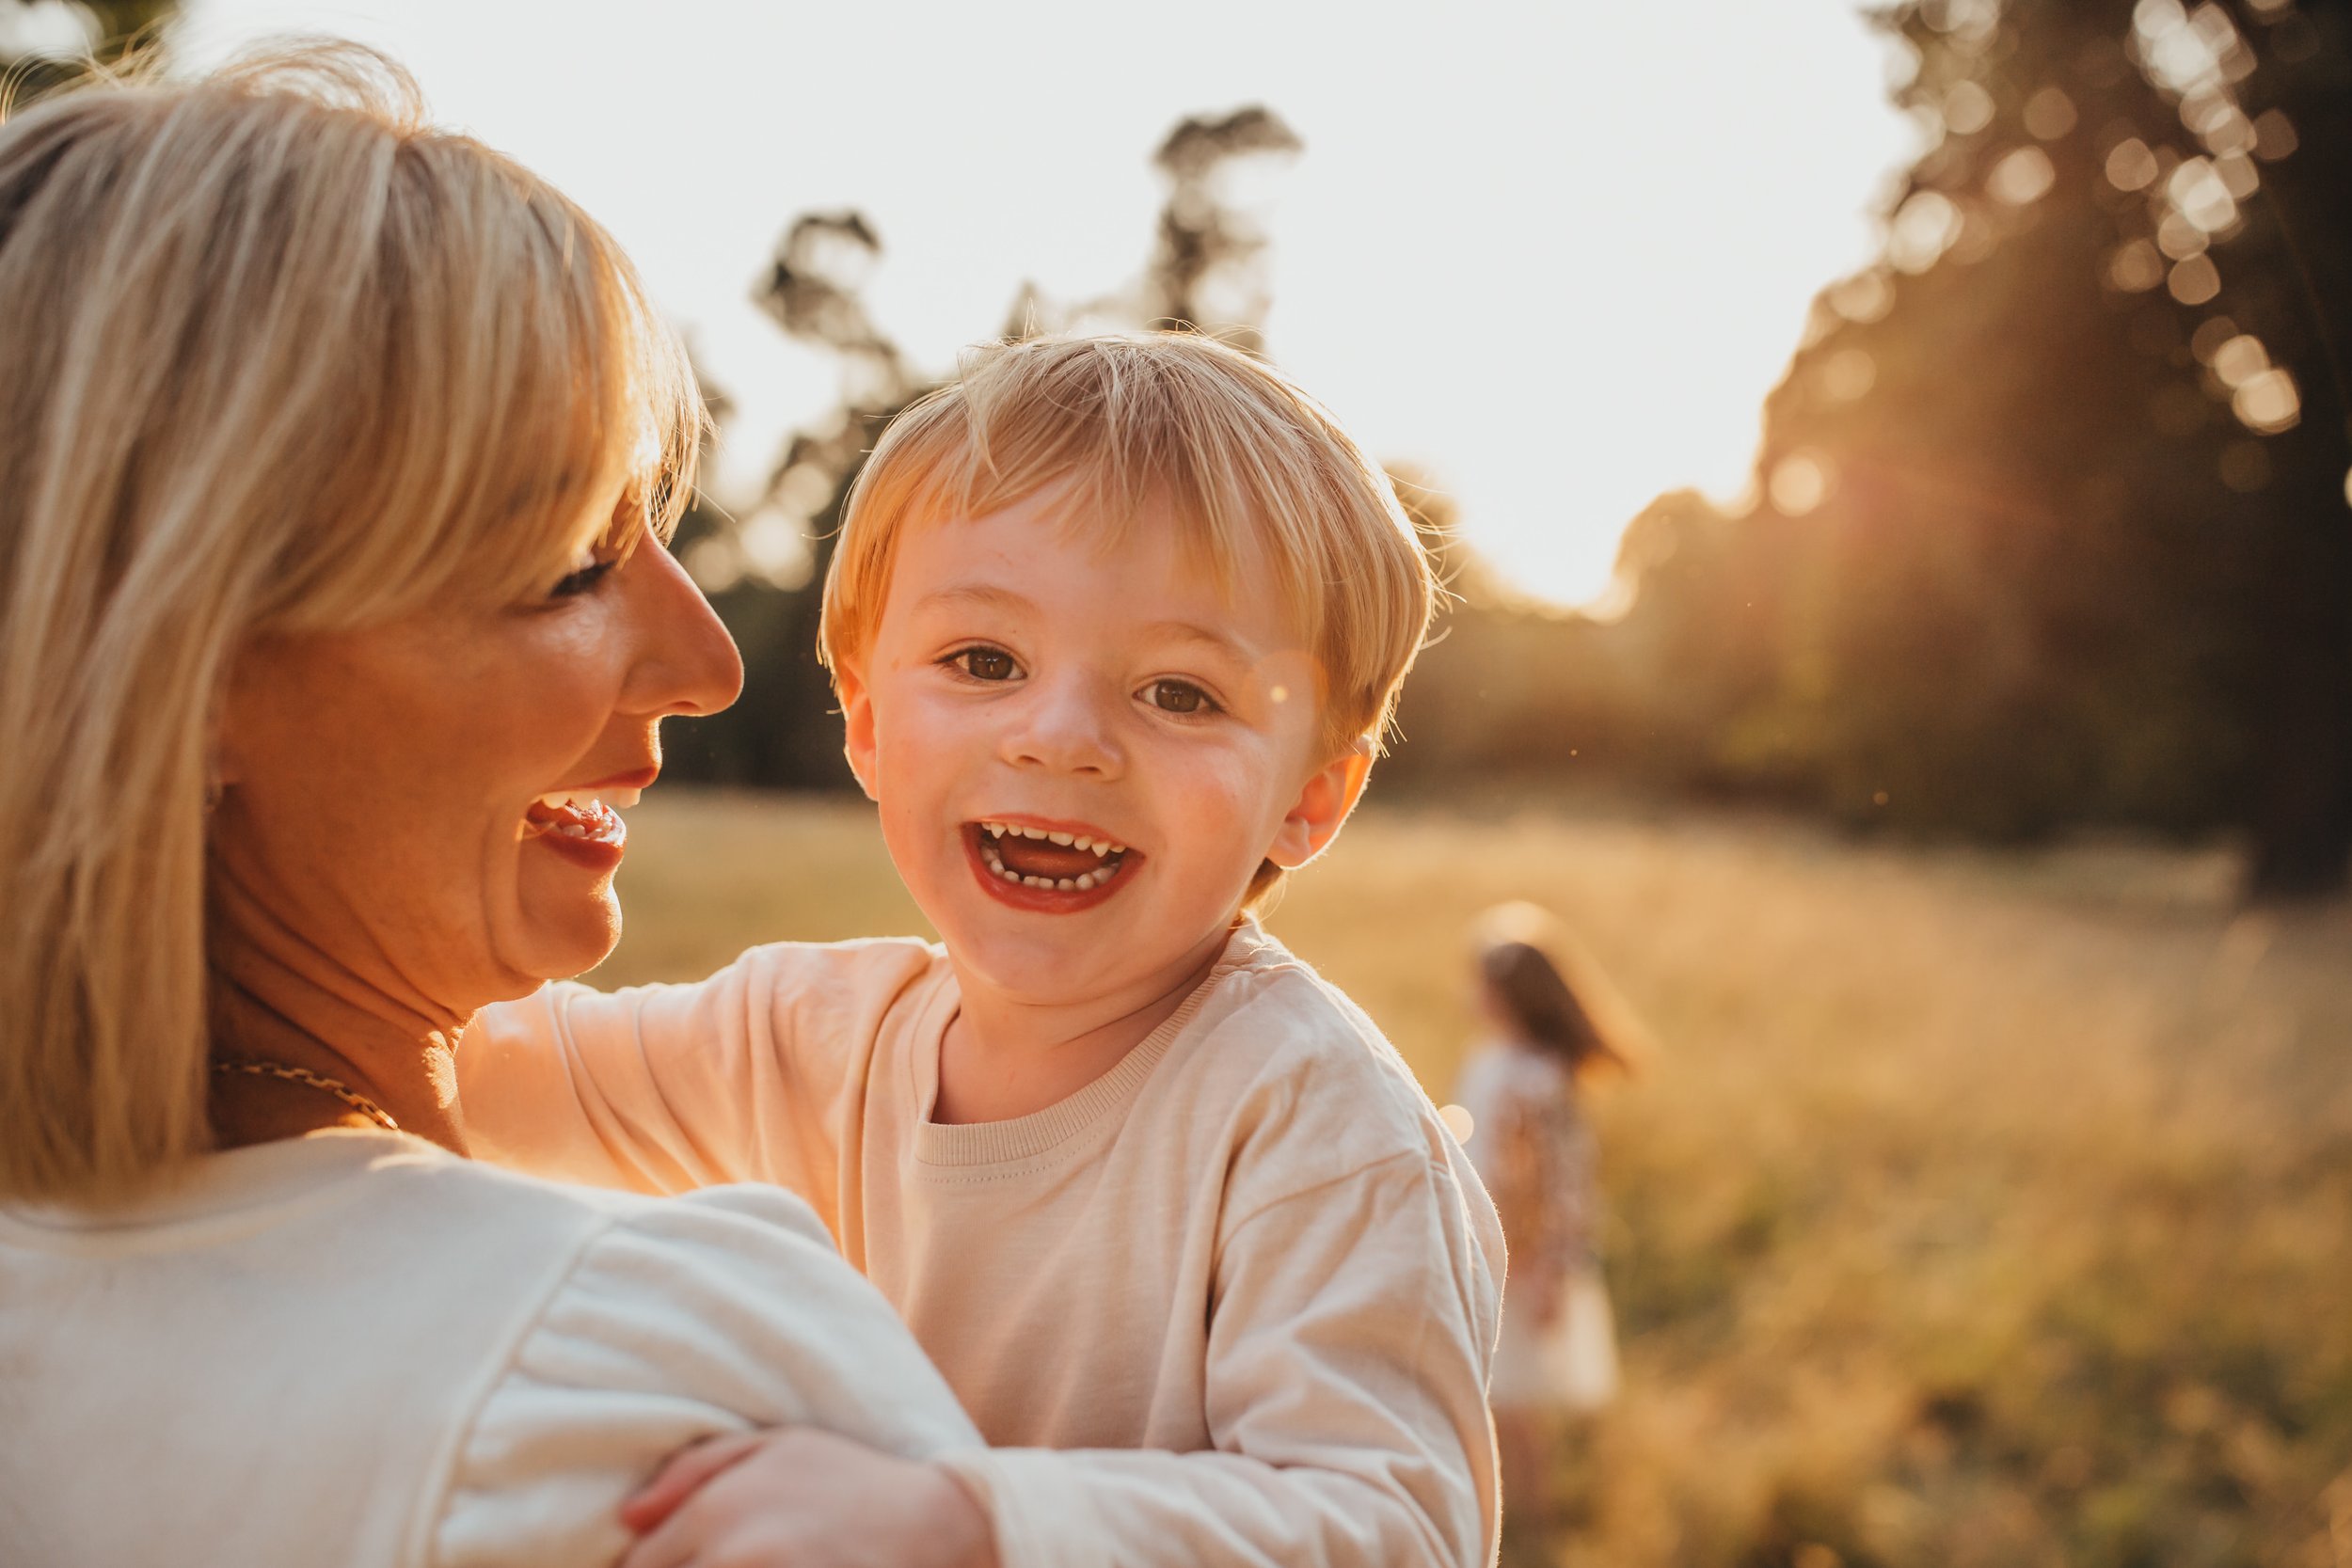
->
xmin=916 ymin=584 xmax=1264 ymax=665
xmin=914 ymin=582 xmax=1037 ymax=616
xmin=1138 ymin=620 xmax=1257 ymax=662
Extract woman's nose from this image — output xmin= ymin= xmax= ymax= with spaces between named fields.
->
xmin=1005 ymin=673 xmax=1121 ymax=777
xmin=619 ymin=539 xmax=744 ymax=719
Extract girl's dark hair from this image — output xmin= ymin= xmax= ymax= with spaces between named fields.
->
xmin=1478 ymin=940 xmax=1632 ymax=1080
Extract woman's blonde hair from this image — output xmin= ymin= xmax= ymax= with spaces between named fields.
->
xmin=0 ymin=42 xmax=701 ymax=1201
xmin=818 ymin=332 xmax=1435 ymax=908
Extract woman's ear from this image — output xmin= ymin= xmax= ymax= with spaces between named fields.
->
xmin=1266 ymin=738 xmax=1375 ymax=871
xmin=209 ymin=644 xmax=269 ymax=799
xmin=834 ymin=661 xmax=882 ymax=803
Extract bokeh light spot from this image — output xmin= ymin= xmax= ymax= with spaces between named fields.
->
xmin=2196 ymin=102 xmax=2259 ymax=158
xmin=1438 ymin=1103 xmax=1475 ymax=1144
xmin=2108 ymin=239 xmax=2167 ymax=293
xmin=2169 ymin=253 xmax=2221 ymax=305
xmin=2024 ymin=87 xmax=2078 ymax=140
xmin=739 ymin=507 xmax=815 ymax=589
xmin=2190 ymin=316 xmax=2240 ymax=363
xmin=1988 ymin=146 xmax=2057 ymax=205
xmin=1771 ymin=451 xmax=1834 ymax=516
xmin=1828 ymin=271 xmax=1896 ymax=325
xmin=1943 ymin=80 xmax=1995 ymax=135
xmin=2253 ymin=107 xmax=2298 ymax=161
xmin=684 ymin=533 xmax=744 ymax=594
xmin=1889 ymin=190 xmax=1963 ymax=274
xmin=2157 ymin=211 xmax=2210 ymax=260
xmin=2210 ymin=333 xmax=2268 ymax=388
xmin=2232 ymin=367 xmax=2301 ymax=434
xmin=2215 ymin=151 xmax=2259 ymax=200
xmin=2106 ymin=137 xmax=2160 ymax=192
xmin=1820 ymin=348 xmax=1878 ymax=403
xmin=2169 ymin=157 xmax=2238 ymax=232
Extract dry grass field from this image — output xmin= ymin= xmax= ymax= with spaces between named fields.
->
xmin=596 ymin=790 xmax=2352 ymax=1568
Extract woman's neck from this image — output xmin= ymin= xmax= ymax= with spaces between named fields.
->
xmin=207 ymin=975 xmax=467 ymax=1152
xmin=205 ymin=879 xmax=471 ymax=1153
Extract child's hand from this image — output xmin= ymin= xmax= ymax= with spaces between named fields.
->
xmin=618 ymin=1427 xmax=998 ymax=1568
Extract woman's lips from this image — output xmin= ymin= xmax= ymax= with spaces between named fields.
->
xmin=522 ymin=790 xmax=631 ymax=871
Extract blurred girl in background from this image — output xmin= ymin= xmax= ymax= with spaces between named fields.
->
xmin=1452 ymin=903 xmax=1638 ymax=1534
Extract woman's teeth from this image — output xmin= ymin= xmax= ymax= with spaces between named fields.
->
xmin=525 ymin=788 xmax=637 ymax=841
xmin=976 ymin=821 xmax=1129 ymax=892
xmin=536 ymin=787 xmax=642 ymax=813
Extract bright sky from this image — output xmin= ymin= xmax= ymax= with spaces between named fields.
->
xmin=173 ymin=0 xmax=1916 ymax=607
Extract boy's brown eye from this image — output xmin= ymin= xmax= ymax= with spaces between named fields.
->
xmin=958 ymin=648 xmax=1016 ymax=681
xmin=1148 ymin=680 xmax=1211 ymax=714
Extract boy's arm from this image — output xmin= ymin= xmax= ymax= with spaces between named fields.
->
xmin=938 ymin=1147 xmax=1503 ymax=1568
xmin=458 ymin=942 xmax=935 ymax=1202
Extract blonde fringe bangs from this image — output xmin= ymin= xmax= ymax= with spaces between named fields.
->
xmin=819 ymin=333 xmax=1434 ymax=758
xmin=0 ymin=41 xmax=696 ymax=1201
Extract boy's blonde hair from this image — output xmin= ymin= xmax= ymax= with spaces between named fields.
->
xmin=0 ymin=43 xmax=701 ymax=1201
xmin=818 ymin=333 xmax=1434 ymax=908
xmin=823 ymin=332 xmax=1431 ymax=725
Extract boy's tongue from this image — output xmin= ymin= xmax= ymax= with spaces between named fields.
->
xmin=997 ymin=837 xmax=1103 ymax=879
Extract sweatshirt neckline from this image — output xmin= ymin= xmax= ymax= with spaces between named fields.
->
xmin=910 ymin=922 xmax=1269 ymax=1172
xmin=0 ymin=1128 xmax=435 ymax=1236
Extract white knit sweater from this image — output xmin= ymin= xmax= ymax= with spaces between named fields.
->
xmin=0 ymin=1130 xmax=980 ymax=1567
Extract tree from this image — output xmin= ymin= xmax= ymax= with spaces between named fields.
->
xmin=1602 ymin=0 xmax=2352 ymax=893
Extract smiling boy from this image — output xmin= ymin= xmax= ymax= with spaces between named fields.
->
xmin=461 ymin=334 xmax=1503 ymax=1568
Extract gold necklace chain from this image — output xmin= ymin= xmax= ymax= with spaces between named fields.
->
xmin=211 ymin=1059 xmax=400 ymax=1132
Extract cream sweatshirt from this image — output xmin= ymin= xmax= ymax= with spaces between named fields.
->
xmin=0 ymin=1130 xmax=981 ymax=1568
xmin=463 ymin=921 xmax=1504 ymax=1568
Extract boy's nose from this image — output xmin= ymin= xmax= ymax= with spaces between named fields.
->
xmin=1004 ymin=676 xmax=1122 ymax=777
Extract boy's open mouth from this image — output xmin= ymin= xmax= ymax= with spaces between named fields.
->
xmin=966 ymin=819 xmax=1135 ymax=895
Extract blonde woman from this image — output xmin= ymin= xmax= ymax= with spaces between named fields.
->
xmin=0 ymin=46 xmax=1003 ymax=1568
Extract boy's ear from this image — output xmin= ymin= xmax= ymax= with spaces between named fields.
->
xmin=834 ymin=660 xmax=882 ymax=803
xmin=1266 ymin=738 xmax=1375 ymax=871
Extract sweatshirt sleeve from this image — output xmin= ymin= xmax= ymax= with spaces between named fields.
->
xmin=936 ymin=1148 xmax=1502 ymax=1568
xmin=430 ymin=1184 xmax=983 ymax=1568
xmin=457 ymin=941 xmax=938 ymax=1205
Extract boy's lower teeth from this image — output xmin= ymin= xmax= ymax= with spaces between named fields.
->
xmin=977 ymin=829 xmax=1123 ymax=892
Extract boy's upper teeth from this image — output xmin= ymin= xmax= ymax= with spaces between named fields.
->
xmin=979 ymin=821 xmax=1127 ymax=856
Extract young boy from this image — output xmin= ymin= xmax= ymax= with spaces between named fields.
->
xmin=460 ymin=333 xmax=1503 ymax=1567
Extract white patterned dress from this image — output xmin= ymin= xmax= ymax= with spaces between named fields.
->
xmin=1454 ymin=1038 xmax=1619 ymax=1412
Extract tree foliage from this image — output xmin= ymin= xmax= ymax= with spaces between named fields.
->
xmin=1396 ymin=0 xmax=2352 ymax=897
